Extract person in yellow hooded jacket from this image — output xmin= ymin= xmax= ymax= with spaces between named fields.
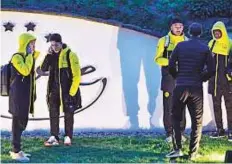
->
xmin=154 ymin=17 xmax=187 ymax=142
xmin=208 ymin=21 xmax=232 ymax=141
xmin=9 ymin=33 xmax=40 ymax=162
xmin=40 ymin=33 xmax=81 ymax=146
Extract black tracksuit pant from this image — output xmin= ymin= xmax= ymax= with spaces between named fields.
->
xmin=209 ymin=54 xmax=232 ymax=132
xmin=212 ymin=86 xmax=232 ymax=132
xmin=163 ymin=91 xmax=186 ymax=136
xmin=48 ymin=90 xmax=74 ymax=140
xmin=172 ymin=86 xmax=203 ymax=154
xmin=12 ymin=116 xmax=28 ymax=153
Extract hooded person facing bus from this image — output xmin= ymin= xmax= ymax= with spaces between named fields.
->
xmin=9 ymin=33 xmax=40 ymax=162
xmin=208 ymin=21 xmax=232 ymax=141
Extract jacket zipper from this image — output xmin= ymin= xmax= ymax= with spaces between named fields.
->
xmin=214 ymin=54 xmax=219 ymax=97
xmin=28 ymin=74 xmax=33 ymax=116
xmin=28 ymin=58 xmax=35 ymax=116
xmin=59 ymin=52 xmax=64 ymax=112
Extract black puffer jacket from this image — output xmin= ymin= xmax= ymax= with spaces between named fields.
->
xmin=40 ymin=44 xmax=82 ymax=112
xmin=169 ymin=37 xmax=215 ymax=87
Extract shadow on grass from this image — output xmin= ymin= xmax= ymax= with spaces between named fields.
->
xmin=1 ymin=137 xmax=169 ymax=163
xmin=1 ymin=135 xmax=230 ymax=163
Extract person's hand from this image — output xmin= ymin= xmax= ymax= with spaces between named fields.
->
xmin=47 ymin=46 xmax=53 ymax=55
xmin=226 ymin=74 xmax=232 ymax=82
xmin=64 ymin=95 xmax=76 ymax=112
xmin=69 ymin=90 xmax=76 ymax=97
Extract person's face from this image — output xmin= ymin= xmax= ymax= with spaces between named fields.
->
xmin=171 ymin=23 xmax=184 ymax=36
xmin=51 ymin=41 xmax=62 ymax=53
xmin=213 ymin=30 xmax=222 ymax=39
xmin=28 ymin=40 xmax=36 ymax=53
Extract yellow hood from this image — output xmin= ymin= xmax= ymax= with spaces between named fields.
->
xmin=212 ymin=21 xmax=229 ymax=41
xmin=18 ymin=33 xmax=36 ymax=55
xmin=210 ymin=21 xmax=231 ymax=56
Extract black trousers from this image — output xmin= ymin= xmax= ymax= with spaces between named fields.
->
xmin=49 ymin=108 xmax=74 ymax=140
xmin=12 ymin=116 xmax=28 ymax=153
xmin=172 ymin=86 xmax=203 ymax=154
xmin=48 ymin=91 xmax=74 ymax=140
xmin=163 ymin=91 xmax=186 ymax=136
xmin=212 ymin=87 xmax=232 ymax=131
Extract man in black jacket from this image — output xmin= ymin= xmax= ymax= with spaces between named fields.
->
xmin=166 ymin=23 xmax=215 ymax=160
xmin=40 ymin=33 xmax=81 ymax=146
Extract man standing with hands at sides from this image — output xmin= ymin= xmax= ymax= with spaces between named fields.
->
xmin=208 ymin=21 xmax=232 ymax=141
xmin=166 ymin=23 xmax=215 ymax=160
xmin=154 ymin=17 xmax=187 ymax=143
xmin=9 ymin=33 xmax=40 ymax=162
xmin=40 ymin=33 xmax=81 ymax=146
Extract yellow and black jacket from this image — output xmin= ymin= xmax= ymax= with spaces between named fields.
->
xmin=40 ymin=44 xmax=81 ymax=112
xmin=9 ymin=33 xmax=40 ymax=118
xmin=208 ymin=21 xmax=232 ymax=96
xmin=154 ymin=32 xmax=188 ymax=92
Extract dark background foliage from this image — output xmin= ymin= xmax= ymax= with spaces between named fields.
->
xmin=2 ymin=0 xmax=232 ymax=41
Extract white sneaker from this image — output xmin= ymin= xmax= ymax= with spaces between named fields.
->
xmin=166 ymin=150 xmax=184 ymax=158
xmin=182 ymin=135 xmax=187 ymax=142
xmin=64 ymin=136 xmax=72 ymax=146
xmin=10 ymin=151 xmax=30 ymax=162
xmin=44 ymin=136 xmax=59 ymax=147
xmin=21 ymin=151 xmax=31 ymax=157
xmin=165 ymin=136 xmax=173 ymax=143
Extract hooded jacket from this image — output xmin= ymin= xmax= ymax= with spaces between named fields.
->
xmin=154 ymin=32 xmax=188 ymax=92
xmin=9 ymin=33 xmax=39 ymax=118
xmin=208 ymin=21 xmax=232 ymax=96
xmin=40 ymin=44 xmax=81 ymax=112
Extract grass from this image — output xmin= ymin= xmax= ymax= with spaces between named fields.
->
xmin=1 ymin=134 xmax=231 ymax=163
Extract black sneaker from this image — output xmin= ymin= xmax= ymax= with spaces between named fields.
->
xmin=210 ymin=129 xmax=225 ymax=138
xmin=228 ymin=133 xmax=232 ymax=142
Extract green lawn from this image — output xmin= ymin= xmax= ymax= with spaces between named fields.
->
xmin=1 ymin=135 xmax=231 ymax=163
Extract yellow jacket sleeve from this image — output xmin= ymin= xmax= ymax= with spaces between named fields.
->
xmin=11 ymin=54 xmax=33 ymax=76
xmin=154 ymin=37 xmax=169 ymax=66
xmin=69 ymin=52 xmax=81 ymax=96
